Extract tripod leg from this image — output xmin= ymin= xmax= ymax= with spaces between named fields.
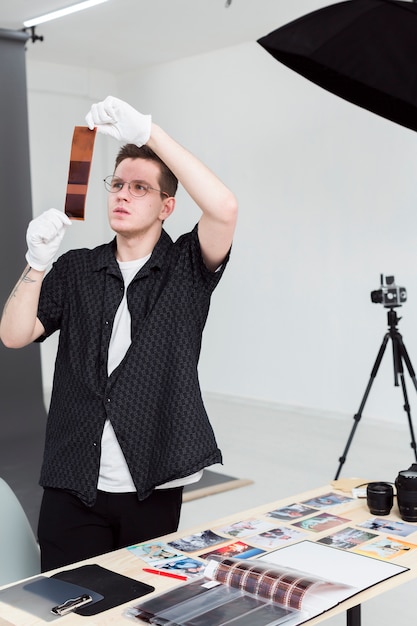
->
xmin=397 ymin=334 xmax=417 ymax=392
xmin=398 ymin=373 xmax=417 ymax=461
xmin=334 ymin=334 xmax=389 ymax=480
xmin=394 ymin=335 xmax=417 ymax=461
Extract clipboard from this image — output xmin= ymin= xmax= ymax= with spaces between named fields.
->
xmin=0 ymin=575 xmax=103 ymax=621
xmin=0 ymin=565 xmax=154 ymax=619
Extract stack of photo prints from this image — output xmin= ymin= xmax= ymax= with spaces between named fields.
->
xmin=125 ymin=491 xmax=414 ymax=626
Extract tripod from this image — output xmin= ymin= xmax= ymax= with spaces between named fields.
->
xmin=335 ymin=307 xmax=417 ymax=480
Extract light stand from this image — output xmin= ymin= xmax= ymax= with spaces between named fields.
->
xmin=335 ymin=306 xmax=417 ymax=480
xmin=22 ymin=26 xmax=44 ymax=44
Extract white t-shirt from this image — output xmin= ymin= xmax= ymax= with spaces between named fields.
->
xmin=98 ymin=255 xmax=202 ymax=492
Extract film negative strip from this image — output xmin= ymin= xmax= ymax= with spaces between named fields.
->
xmin=207 ymin=557 xmax=318 ymax=610
xmin=64 ymin=126 xmax=97 ymax=220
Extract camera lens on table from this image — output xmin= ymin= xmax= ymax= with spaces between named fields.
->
xmin=366 ymin=482 xmax=394 ymax=516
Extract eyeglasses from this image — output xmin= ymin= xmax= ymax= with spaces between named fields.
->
xmin=103 ymin=176 xmax=169 ymax=198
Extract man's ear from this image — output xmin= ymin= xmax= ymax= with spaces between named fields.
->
xmin=159 ymin=197 xmax=176 ymax=221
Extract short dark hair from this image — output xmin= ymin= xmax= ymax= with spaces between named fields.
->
xmin=114 ymin=144 xmax=178 ymax=198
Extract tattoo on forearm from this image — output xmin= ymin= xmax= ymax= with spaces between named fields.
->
xmin=4 ymin=267 xmax=36 ymax=309
xmin=22 ymin=267 xmax=36 ymax=284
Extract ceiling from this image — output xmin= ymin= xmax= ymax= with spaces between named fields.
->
xmin=1 ymin=0 xmax=330 ymax=74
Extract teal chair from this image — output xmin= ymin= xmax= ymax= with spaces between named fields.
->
xmin=0 ymin=478 xmax=40 ymax=585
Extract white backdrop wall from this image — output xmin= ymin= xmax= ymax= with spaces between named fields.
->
xmin=26 ymin=39 xmax=417 ymax=428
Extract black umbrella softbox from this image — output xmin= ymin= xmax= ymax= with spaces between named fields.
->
xmin=258 ymin=0 xmax=417 ymax=131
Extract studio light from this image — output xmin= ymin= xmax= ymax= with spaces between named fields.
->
xmin=23 ymin=0 xmax=110 ymax=28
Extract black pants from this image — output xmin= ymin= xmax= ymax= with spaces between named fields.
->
xmin=37 ymin=487 xmax=183 ymax=572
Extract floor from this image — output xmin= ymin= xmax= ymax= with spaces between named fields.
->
xmin=2 ymin=392 xmax=416 ymax=624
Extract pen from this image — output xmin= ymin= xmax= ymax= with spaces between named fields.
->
xmin=143 ymin=568 xmax=188 ymax=581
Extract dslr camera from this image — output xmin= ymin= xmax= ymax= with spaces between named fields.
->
xmin=396 ymin=464 xmax=417 ymax=522
xmin=370 ymin=274 xmax=407 ymax=308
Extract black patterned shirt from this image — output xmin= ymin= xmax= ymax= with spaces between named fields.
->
xmin=36 ymin=225 xmax=229 ymax=506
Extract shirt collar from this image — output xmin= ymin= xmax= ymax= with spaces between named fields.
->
xmin=92 ymin=229 xmax=174 ymax=274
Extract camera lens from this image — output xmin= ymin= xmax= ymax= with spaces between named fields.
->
xmin=366 ymin=482 xmax=393 ymax=516
xmin=370 ymin=289 xmax=383 ymax=304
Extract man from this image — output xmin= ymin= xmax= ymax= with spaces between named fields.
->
xmin=0 ymin=96 xmax=238 ymax=571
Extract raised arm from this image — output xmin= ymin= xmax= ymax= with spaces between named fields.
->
xmin=147 ymin=124 xmax=238 ymax=271
xmin=0 ymin=209 xmax=71 ymax=348
xmin=86 ymin=96 xmax=238 ymax=271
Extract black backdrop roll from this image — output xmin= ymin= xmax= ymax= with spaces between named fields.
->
xmin=0 ymin=28 xmax=46 ymax=528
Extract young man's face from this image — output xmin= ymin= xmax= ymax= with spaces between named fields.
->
xmin=107 ymin=157 xmax=172 ymax=236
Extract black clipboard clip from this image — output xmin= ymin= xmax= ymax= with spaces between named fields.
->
xmin=51 ymin=593 xmax=93 ymax=616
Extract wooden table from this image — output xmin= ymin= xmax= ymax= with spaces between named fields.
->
xmin=1 ymin=482 xmax=416 ymax=625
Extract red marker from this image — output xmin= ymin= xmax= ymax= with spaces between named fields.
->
xmin=143 ymin=568 xmax=188 ymax=581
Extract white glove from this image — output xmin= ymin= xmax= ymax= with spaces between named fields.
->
xmin=25 ymin=208 xmax=72 ymax=271
xmin=85 ymin=95 xmax=152 ymax=146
